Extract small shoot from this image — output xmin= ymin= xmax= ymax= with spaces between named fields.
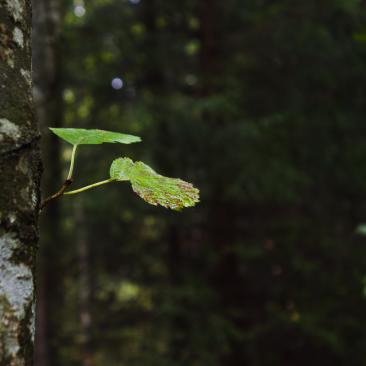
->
xmin=40 ymin=128 xmax=141 ymax=210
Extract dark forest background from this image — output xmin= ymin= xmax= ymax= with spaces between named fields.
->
xmin=33 ymin=0 xmax=366 ymax=365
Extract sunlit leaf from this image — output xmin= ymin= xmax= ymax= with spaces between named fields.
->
xmin=50 ymin=128 xmax=141 ymax=145
xmin=110 ymin=158 xmax=200 ymax=210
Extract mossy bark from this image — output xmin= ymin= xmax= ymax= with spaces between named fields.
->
xmin=0 ymin=1 xmax=41 ymax=365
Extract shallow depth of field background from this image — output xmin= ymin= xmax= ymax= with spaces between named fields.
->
xmin=35 ymin=1 xmax=366 ymax=365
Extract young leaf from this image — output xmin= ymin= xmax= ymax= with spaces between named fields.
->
xmin=50 ymin=128 xmax=141 ymax=145
xmin=110 ymin=158 xmax=200 ymax=210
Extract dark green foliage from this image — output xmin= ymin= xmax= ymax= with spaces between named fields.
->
xmin=43 ymin=0 xmax=366 ymax=365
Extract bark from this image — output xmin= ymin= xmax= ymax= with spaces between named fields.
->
xmin=32 ymin=0 xmax=63 ymax=365
xmin=0 ymin=1 xmax=41 ymax=365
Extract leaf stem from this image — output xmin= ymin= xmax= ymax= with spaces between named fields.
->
xmin=40 ymin=144 xmax=78 ymax=211
xmin=64 ymin=178 xmax=115 ymax=195
xmin=40 ymin=179 xmax=73 ymax=211
xmin=67 ymin=144 xmax=78 ymax=180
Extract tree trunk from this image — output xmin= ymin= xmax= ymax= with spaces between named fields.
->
xmin=75 ymin=200 xmax=95 ymax=366
xmin=199 ymin=0 xmax=219 ymax=95
xmin=32 ymin=0 xmax=63 ymax=365
xmin=0 ymin=1 xmax=41 ymax=365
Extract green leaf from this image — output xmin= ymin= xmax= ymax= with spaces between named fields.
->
xmin=110 ymin=158 xmax=200 ymax=210
xmin=50 ymin=128 xmax=141 ymax=145
xmin=110 ymin=157 xmax=135 ymax=181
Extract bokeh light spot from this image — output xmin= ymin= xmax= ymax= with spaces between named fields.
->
xmin=185 ymin=74 xmax=197 ymax=86
xmin=185 ymin=40 xmax=200 ymax=56
xmin=74 ymin=5 xmax=86 ymax=17
xmin=111 ymin=78 xmax=124 ymax=90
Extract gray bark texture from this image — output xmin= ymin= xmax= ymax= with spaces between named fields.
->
xmin=0 ymin=1 xmax=41 ymax=365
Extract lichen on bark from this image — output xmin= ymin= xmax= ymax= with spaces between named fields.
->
xmin=0 ymin=0 xmax=41 ymax=365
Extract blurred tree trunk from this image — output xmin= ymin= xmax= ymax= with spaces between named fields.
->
xmin=200 ymin=0 xmax=219 ymax=95
xmin=75 ymin=201 xmax=95 ymax=366
xmin=199 ymin=1 xmax=244 ymax=365
xmin=0 ymin=1 xmax=41 ymax=365
xmin=200 ymin=2 xmax=252 ymax=364
xmin=32 ymin=0 xmax=63 ymax=365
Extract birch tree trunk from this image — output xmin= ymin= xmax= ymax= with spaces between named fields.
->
xmin=0 ymin=1 xmax=41 ymax=365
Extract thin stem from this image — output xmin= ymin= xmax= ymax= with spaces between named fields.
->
xmin=40 ymin=179 xmax=73 ymax=211
xmin=40 ymin=144 xmax=78 ymax=211
xmin=67 ymin=144 xmax=78 ymax=180
xmin=64 ymin=178 xmax=115 ymax=196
